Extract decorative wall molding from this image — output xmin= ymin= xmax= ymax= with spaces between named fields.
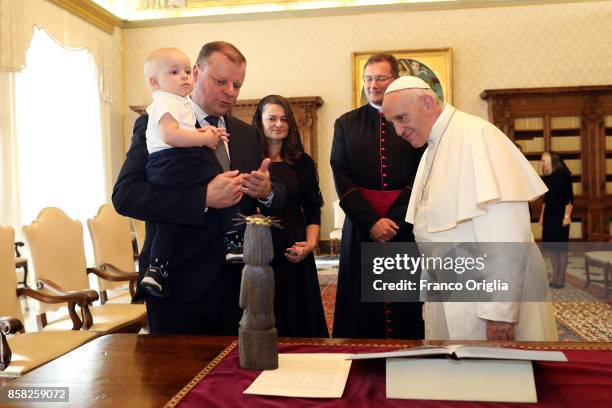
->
xmin=130 ymin=96 xmax=324 ymax=160
xmin=47 ymin=0 xmax=604 ymax=30
xmin=232 ymin=96 xmax=324 ymax=160
xmin=47 ymin=0 xmax=123 ymax=34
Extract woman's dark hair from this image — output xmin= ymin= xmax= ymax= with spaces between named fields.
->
xmin=251 ymin=95 xmax=304 ymax=165
xmin=549 ymin=152 xmax=572 ymax=176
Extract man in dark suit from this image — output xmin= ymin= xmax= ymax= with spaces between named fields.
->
xmin=112 ymin=41 xmax=285 ymax=335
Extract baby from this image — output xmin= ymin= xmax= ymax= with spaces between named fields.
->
xmin=140 ymin=47 xmax=228 ymax=297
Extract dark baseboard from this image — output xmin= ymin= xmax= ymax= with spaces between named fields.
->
xmin=316 ymin=239 xmax=343 ymax=257
xmin=317 ymin=239 xmax=331 ymax=256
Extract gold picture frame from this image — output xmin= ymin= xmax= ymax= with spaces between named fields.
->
xmin=352 ymin=48 xmax=453 ymax=108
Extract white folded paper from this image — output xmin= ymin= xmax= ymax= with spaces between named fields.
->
xmin=244 ymin=353 xmax=352 ymax=398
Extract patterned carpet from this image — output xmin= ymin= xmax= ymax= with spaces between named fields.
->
xmin=316 ymin=256 xmax=612 ymax=342
xmin=315 ymin=258 xmax=338 ymax=335
xmin=549 ymin=274 xmax=612 ymax=342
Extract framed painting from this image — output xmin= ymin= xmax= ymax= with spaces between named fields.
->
xmin=352 ymin=48 xmax=452 ymax=108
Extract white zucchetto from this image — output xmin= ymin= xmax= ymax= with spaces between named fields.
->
xmin=385 ymin=75 xmax=431 ymax=95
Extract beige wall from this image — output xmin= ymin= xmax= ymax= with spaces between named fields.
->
xmin=119 ymin=1 xmax=612 ymax=237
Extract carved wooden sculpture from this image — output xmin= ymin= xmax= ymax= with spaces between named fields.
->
xmin=239 ymin=214 xmax=279 ymax=370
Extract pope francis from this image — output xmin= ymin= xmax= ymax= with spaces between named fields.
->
xmin=382 ymin=76 xmax=558 ymax=341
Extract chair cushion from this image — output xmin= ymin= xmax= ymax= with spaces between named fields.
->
xmin=585 ymin=251 xmax=612 ymax=263
xmin=105 ymin=288 xmax=133 ymax=304
xmin=43 ymin=303 xmax=146 ymax=333
xmin=15 ymin=257 xmax=27 ymax=266
xmin=1 ymin=331 xmax=98 ymax=378
xmin=329 ymin=229 xmax=342 ymax=240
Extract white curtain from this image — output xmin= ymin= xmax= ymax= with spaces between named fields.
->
xmin=15 ymin=28 xmax=106 ymax=226
xmin=0 ymin=0 xmax=114 ymax=101
xmin=0 ymin=0 xmax=119 ymax=234
xmin=0 ymin=71 xmax=20 ymax=229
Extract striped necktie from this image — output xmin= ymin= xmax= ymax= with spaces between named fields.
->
xmin=206 ymin=115 xmax=230 ymax=171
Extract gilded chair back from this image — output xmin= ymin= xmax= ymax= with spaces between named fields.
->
xmin=23 ymin=208 xmax=90 ymax=296
xmin=87 ymin=204 xmax=134 ymax=291
xmin=0 ymin=226 xmax=24 ymax=321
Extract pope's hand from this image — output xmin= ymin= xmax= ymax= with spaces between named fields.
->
xmin=485 ymin=320 xmax=515 ymax=341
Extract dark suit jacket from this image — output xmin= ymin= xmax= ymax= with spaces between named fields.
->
xmin=112 ymin=114 xmax=285 ymax=301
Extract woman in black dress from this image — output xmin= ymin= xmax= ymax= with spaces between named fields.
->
xmin=539 ymin=152 xmax=574 ymax=288
xmin=252 ymin=95 xmax=328 ymax=337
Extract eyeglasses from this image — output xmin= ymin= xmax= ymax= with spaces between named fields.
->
xmin=363 ymin=75 xmax=393 ymax=83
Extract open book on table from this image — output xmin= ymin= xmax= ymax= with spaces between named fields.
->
xmin=348 ymin=344 xmax=567 ymax=362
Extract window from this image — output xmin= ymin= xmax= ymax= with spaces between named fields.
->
xmin=15 ymin=28 xmax=105 ymax=226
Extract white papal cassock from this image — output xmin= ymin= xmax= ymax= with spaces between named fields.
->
xmin=407 ymin=104 xmax=558 ymax=341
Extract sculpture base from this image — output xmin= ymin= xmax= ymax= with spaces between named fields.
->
xmin=238 ymin=327 xmax=278 ymax=370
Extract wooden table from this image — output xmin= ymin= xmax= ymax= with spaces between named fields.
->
xmin=1 ymin=334 xmax=610 ymax=407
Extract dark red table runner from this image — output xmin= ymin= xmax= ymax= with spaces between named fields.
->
xmin=168 ymin=343 xmax=612 ymax=407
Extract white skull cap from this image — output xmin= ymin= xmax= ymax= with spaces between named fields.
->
xmin=384 ymin=75 xmax=431 ymax=95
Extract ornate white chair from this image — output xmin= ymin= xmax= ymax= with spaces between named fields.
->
xmin=87 ymin=204 xmax=138 ymax=304
xmin=22 ymin=208 xmax=147 ymax=333
xmin=0 ymin=226 xmax=98 ymax=378
xmin=329 ymin=199 xmax=345 ymax=257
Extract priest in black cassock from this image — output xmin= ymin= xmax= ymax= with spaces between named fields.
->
xmin=330 ymin=54 xmax=425 ymax=339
